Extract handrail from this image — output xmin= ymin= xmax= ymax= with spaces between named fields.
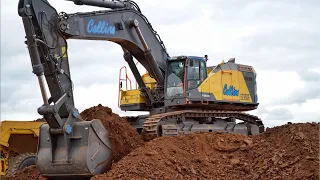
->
xmin=118 ymin=66 xmax=133 ymax=107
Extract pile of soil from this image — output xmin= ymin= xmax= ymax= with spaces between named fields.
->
xmin=93 ymin=123 xmax=319 ymax=180
xmin=80 ymin=104 xmax=144 ymax=165
xmin=7 ymin=105 xmax=319 ymax=180
xmin=94 ymin=132 xmax=254 ymax=180
xmin=244 ymin=123 xmax=319 ymax=179
xmin=5 ymin=166 xmax=45 ymax=180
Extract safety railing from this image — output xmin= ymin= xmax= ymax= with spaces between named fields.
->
xmin=118 ymin=61 xmax=148 ymax=107
xmin=118 ymin=66 xmax=132 ymax=107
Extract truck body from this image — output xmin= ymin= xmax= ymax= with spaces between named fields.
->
xmin=0 ymin=120 xmax=45 ymax=177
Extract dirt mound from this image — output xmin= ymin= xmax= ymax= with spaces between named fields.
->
xmin=8 ymin=107 xmax=319 ymax=180
xmin=92 ymin=123 xmax=319 ymax=180
xmin=5 ymin=166 xmax=46 ymax=180
xmin=80 ymin=104 xmax=144 ymax=166
xmin=92 ymin=132 xmax=257 ymax=180
xmin=245 ymin=123 xmax=319 ymax=179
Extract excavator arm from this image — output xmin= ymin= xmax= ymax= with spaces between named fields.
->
xmin=17 ymin=0 xmax=169 ymax=178
xmin=18 ymin=0 xmax=169 ymax=128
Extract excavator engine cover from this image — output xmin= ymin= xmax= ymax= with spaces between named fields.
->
xmin=36 ymin=119 xmax=112 ymax=178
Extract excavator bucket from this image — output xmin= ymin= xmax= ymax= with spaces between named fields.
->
xmin=36 ymin=119 xmax=112 ymax=178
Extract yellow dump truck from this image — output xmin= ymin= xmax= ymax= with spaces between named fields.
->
xmin=0 ymin=120 xmax=45 ymax=177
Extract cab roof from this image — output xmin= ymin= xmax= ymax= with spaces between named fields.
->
xmin=167 ymin=56 xmax=206 ymax=62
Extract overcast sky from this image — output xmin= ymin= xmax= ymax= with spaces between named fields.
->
xmin=1 ymin=0 xmax=319 ymax=128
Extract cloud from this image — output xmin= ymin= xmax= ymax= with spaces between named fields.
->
xmin=298 ymin=70 xmax=320 ymax=82
xmin=251 ymin=69 xmax=320 ymax=127
xmin=274 ymin=70 xmax=320 ymax=105
xmin=238 ymin=29 xmax=320 ymax=71
xmin=257 ymin=99 xmax=320 ymax=127
xmin=265 ymin=108 xmax=294 ymax=121
xmin=1 ymin=0 xmax=320 ymax=129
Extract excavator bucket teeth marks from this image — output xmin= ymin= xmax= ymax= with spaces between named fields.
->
xmin=142 ymin=110 xmax=264 ymax=136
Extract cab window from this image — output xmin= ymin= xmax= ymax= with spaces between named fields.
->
xmin=187 ymin=59 xmax=207 ymax=90
xmin=166 ymin=60 xmax=185 ymax=97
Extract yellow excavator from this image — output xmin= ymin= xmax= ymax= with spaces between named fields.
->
xmin=17 ymin=0 xmax=264 ymax=178
xmin=119 ymin=59 xmax=262 ymax=136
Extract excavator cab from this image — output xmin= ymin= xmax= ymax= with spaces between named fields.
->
xmin=165 ymin=56 xmax=208 ymax=106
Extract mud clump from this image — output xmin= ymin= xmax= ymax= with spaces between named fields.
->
xmin=80 ymin=104 xmax=144 ymax=167
xmin=5 ymin=166 xmax=46 ymax=180
xmin=93 ymin=123 xmax=319 ymax=180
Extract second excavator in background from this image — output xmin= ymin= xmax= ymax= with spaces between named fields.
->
xmin=17 ymin=0 xmax=264 ymax=178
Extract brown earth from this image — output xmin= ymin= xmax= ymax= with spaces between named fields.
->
xmin=7 ymin=105 xmax=319 ymax=180
xmin=245 ymin=123 xmax=319 ymax=179
xmin=4 ymin=166 xmax=46 ymax=180
xmin=93 ymin=122 xmax=319 ymax=180
xmin=80 ymin=104 xmax=144 ymax=166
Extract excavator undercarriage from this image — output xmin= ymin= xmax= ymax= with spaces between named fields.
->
xmin=124 ymin=109 xmax=264 ymax=137
xmin=142 ymin=110 xmax=264 ymax=136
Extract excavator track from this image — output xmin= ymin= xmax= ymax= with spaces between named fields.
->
xmin=142 ymin=110 xmax=264 ymax=136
